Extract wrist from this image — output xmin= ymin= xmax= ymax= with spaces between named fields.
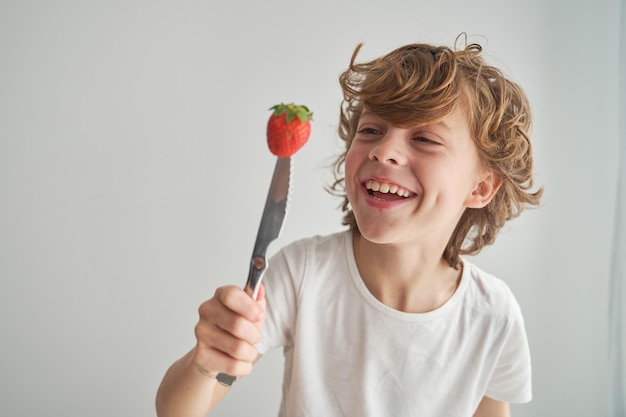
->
xmin=186 ymin=347 xmax=218 ymax=380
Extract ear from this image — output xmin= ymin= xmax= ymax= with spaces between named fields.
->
xmin=466 ymin=170 xmax=503 ymax=209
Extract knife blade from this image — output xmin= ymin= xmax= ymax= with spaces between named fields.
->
xmin=246 ymin=157 xmax=290 ymax=299
xmin=216 ymin=156 xmax=291 ymax=387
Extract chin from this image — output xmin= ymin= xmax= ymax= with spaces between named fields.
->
xmin=354 ymin=224 xmax=399 ymax=246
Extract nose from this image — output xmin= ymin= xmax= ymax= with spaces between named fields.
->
xmin=368 ymin=130 xmax=408 ymax=165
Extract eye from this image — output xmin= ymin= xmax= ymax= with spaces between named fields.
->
xmin=357 ymin=126 xmax=382 ymax=135
xmin=356 ymin=124 xmax=384 ymax=136
xmin=413 ymin=136 xmax=439 ymax=145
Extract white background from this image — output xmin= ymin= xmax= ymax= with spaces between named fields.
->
xmin=0 ymin=1 xmax=620 ymax=416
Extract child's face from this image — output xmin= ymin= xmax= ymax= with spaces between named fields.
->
xmin=345 ymin=106 xmax=493 ymax=248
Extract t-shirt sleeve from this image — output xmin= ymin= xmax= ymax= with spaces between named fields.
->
xmin=255 ymin=241 xmax=305 ymax=355
xmin=484 ymin=299 xmax=533 ymax=403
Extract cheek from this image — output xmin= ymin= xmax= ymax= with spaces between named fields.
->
xmin=343 ymin=148 xmax=361 ymax=196
xmin=344 ymin=148 xmax=358 ymax=179
xmin=421 ymin=162 xmax=470 ymax=201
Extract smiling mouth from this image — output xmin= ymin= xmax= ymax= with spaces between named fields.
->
xmin=365 ymin=180 xmax=412 ymax=201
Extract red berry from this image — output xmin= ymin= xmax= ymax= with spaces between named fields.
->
xmin=266 ymin=103 xmax=312 ymax=157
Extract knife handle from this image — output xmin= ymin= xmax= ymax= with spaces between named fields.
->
xmin=247 ymin=256 xmax=267 ymax=300
xmin=216 ymin=257 xmax=267 ymax=387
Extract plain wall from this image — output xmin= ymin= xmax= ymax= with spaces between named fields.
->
xmin=0 ymin=0 xmax=620 ymax=416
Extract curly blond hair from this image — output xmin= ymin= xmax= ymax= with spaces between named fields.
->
xmin=329 ymin=39 xmax=543 ymax=268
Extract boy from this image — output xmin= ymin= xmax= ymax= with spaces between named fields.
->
xmin=156 ymin=38 xmax=543 ymax=417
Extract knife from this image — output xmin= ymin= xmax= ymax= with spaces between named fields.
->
xmin=216 ymin=157 xmax=291 ymax=387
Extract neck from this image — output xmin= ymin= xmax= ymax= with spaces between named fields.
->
xmin=352 ymin=233 xmax=461 ymax=314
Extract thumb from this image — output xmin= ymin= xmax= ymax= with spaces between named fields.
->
xmin=244 ymin=283 xmax=266 ymax=315
xmin=255 ymin=283 xmax=266 ymax=306
xmin=255 ymin=283 xmax=265 ymax=301
xmin=253 ymin=284 xmax=266 ymax=333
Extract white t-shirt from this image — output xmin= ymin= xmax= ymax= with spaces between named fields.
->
xmin=257 ymin=231 xmax=532 ymax=417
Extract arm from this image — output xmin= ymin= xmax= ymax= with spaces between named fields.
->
xmin=473 ymin=396 xmax=510 ymax=417
xmin=155 ymin=348 xmax=231 ymax=417
xmin=155 ymin=285 xmax=266 ymax=417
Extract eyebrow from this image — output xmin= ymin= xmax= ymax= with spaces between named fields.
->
xmin=428 ymin=120 xmax=452 ymax=133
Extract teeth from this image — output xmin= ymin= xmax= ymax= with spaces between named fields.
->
xmin=365 ymin=180 xmax=410 ymax=197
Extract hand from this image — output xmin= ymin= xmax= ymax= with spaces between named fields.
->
xmin=192 ymin=284 xmax=266 ymax=380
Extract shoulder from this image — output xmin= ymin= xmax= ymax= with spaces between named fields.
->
xmin=461 ymin=261 xmax=533 ymax=403
xmin=266 ymin=230 xmax=351 ymax=284
xmin=283 ymin=229 xmax=350 ymax=249
xmin=461 ymin=259 xmax=524 ymax=322
xmin=278 ymin=230 xmax=351 ymax=263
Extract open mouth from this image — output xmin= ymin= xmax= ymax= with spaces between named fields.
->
xmin=365 ymin=179 xmax=412 ymax=201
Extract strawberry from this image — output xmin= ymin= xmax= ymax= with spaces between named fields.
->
xmin=266 ymin=103 xmax=313 ymax=157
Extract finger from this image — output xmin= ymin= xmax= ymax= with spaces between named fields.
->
xmin=216 ymin=286 xmax=264 ymax=323
xmin=195 ymin=322 xmax=259 ymax=363
xmin=193 ymin=344 xmax=255 ymax=378
xmin=197 ymin=303 xmax=262 ymax=346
